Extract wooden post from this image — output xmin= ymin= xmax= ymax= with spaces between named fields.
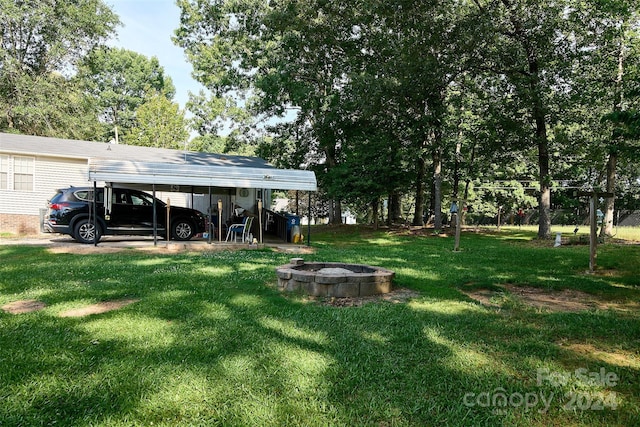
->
xmin=451 ymin=199 xmax=466 ymax=252
xmin=589 ymin=194 xmax=597 ymax=273
xmin=578 ymin=191 xmax=613 ymax=273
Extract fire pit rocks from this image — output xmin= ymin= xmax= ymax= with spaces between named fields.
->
xmin=275 ymin=258 xmax=395 ymax=297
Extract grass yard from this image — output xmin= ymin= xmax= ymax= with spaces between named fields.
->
xmin=1 ymin=226 xmax=639 ymax=426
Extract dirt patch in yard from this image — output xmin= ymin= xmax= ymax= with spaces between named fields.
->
xmin=2 ymin=298 xmax=140 ymax=316
xmin=2 ymin=299 xmax=47 ymax=314
xmin=47 ymin=245 xmax=129 ymax=255
xmin=59 ymin=299 xmax=139 ymax=317
xmin=558 ymin=342 xmax=640 ymax=369
xmin=502 ymin=284 xmax=600 ymax=312
xmin=460 ymin=288 xmax=501 ymax=308
xmin=273 ymin=245 xmax=316 ymax=254
xmin=309 ymin=287 xmax=421 ymax=307
xmin=462 ymin=284 xmax=639 ymax=313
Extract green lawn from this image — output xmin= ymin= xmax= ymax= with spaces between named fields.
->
xmin=1 ymin=227 xmax=639 ymax=426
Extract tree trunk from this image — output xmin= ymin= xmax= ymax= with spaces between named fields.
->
xmin=412 ymin=153 xmax=427 ymax=226
xmin=324 ymin=145 xmax=343 ymax=225
xmin=529 ymin=53 xmax=551 ymax=239
xmin=601 ymin=38 xmax=625 ymax=237
xmin=432 ymin=147 xmax=443 ymax=230
xmin=371 ymin=198 xmax=379 ymax=229
xmin=463 ymin=143 xmax=476 ymax=225
xmin=328 ymin=199 xmax=343 ymax=225
xmin=452 ymin=141 xmax=461 ymax=199
xmin=388 ymin=192 xmax=402 ymax=225
xmin=601 ymin=151 xmax=617 ymax=237
xmin=536 ymin=116 xmax=552 ymax=239
xmin=429 ymin=181 xmax=435 ymax=225
xmin=501 ymin=1 xmax=552 ymax=239
xmin=463 ymin=145 xmax=476 ymax=199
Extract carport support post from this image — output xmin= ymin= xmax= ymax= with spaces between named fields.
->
xmin=152 ymin=184 xmax=157 ymax=246
xmin=166 ymin=198 xmax=171 ymax=242
xmin=258 ymin=199 xmax=263 ymax=243
xmin=218 ymin=199 xmax=223 ymax=242
xmin=307 ymin=191 xmax=311 ymax=246
xmin=207 ymin=186 xmax=212 ymax=244
xmin=93 ymin=181 xmax=97 ymax=246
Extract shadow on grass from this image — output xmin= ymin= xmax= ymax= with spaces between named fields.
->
xmin=0 ymin=233 xmax=638 ymax=426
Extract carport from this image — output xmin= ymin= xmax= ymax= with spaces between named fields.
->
xmin=87 ymin=158 xmax=317 ymax=246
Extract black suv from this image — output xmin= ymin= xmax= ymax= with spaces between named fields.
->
xmin=44 ymin=187 xmax=207 ymax=244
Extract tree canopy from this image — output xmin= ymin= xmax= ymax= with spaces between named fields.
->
xmin=0 ymin=2 xmax=188 ymax=147
xmin=173 ymin=0 xmax=640 ymax=234
xmin=124 ymin=90 xmax=189 ymax=149
xmin=0 ymin=0 xmax=119 ymax=137
xmin=76 ymin=47 xmax=180 ymax=144
xmin=2 ymin=0 xmax=639 ymax=234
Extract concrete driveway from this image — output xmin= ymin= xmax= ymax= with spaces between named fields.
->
xmin=0 ymin=234 xmax=312 ymax=254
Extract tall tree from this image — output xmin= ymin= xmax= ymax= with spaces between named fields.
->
xmin=124 ymin=91 xmax=189 ymax=149
xmin=357 ymin=0 xmax=478 ymax=229
xmin=174 ymin=0 xmax=361 ymax=223
xmin=581 ymin=0 xmax=640 ymax=236
xmin=173 ymin=0 xmax=638 ymax=228
xmin=471 ymin=0 xmax=580 ymax=238
xmin=76 ymin=47 xmax=176 ymax=143
xmin=0 ymin=0 xmax=119 ymax=136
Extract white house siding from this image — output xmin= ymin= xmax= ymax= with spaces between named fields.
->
xmin=0 ymin=156 xmax=87 ymax=215
xmin=0 ymin=156 xmax=88 ymax=234
xmin=37 ymin=156 xmax=89 ymax=208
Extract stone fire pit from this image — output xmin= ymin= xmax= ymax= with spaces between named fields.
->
xmin=275 ymin=258 xmax=395 ymax=297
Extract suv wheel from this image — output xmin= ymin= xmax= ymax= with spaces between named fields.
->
xmin=172 ymin=220 xmax=194 ymax=241
xmin=74 ymin=219 xmax=102 ymax=244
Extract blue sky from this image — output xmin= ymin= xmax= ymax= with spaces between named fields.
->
xmin=106 ymin=0 xmax=202 ymax=109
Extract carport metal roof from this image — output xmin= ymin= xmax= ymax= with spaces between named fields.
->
xmin=88 ymin=159 xmax=317 ymax=192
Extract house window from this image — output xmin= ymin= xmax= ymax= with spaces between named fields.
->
xmin=13 ymin=156 xmax=34 ymax=191
xmin=0 ymin=155 xmax=8 ymax=189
